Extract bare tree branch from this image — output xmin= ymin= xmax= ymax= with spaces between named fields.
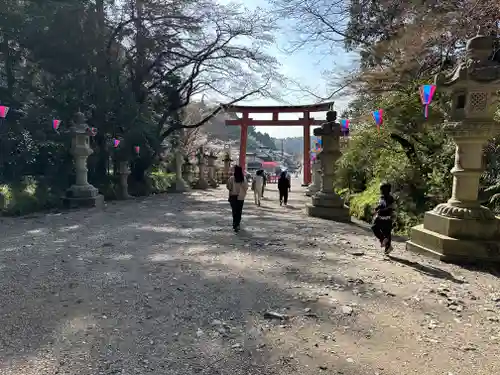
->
xmin=160 ymin=78 xmax=270 ymax=139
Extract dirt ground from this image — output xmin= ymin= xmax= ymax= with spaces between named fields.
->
xmin=1 ymin=179 xmax=499 ymax=375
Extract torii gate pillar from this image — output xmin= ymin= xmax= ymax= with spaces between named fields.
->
xmin=301 ymin=113 xmax=312 ymax=186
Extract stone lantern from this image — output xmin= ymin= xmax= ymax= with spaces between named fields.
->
xmin=182 ymin=156 xmax=193 ymax=185
xmin=62 ymin=112 xmax=104 ymax=209
xmin=193 ymin=146 xmax=209 ymax=189
xmin=306 ymin=155 xmax=321 ymax=196
xmin=170 ymin=130 xmax=189 ymax=192
xmin=207 ymin=150 xmax=219 ymax=188
xmin=117 ymin=160 xmax=131 ymax=199
xmin=172 ymin=149 xmax=190 ymax=192
xmin=406 ymin=32 xmax=500 ymax=263
xmin=222 ymin=151 xmax=232 ymax=184
xmin=306 ymin=110 xmax=350 ymax=222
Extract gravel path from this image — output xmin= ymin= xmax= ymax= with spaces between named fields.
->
xmin=1 ymin=179 xmax=499 ymax=375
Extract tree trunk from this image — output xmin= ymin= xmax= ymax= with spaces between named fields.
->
xmin=389 ymin=133 xmax=428 ymax=206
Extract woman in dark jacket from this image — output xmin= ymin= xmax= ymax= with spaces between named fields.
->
xmin=277 ymin=171 xmax=291 ymax=206
xmin=226 ymin=165 xmax=249 ymax=232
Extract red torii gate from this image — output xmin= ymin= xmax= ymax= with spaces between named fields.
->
xmin=224 ymin=102 xmax=332 ymax=186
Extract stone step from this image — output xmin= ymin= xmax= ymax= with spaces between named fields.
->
xmin=407 ymin=224 xmax=500 ymax=264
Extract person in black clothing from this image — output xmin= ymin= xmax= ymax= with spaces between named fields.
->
xmin=371 ymin=182 xmax=396 ymax=255
xmin=277 ymin=171 xmax=291 ymax=206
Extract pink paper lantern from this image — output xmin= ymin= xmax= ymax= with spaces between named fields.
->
xmin=52 ymin=119 xmax=61 ymax=130
xmin=0 ymin=105 xmax=10 ymax=119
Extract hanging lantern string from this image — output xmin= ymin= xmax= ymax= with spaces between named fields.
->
xmin=332 ymin=84 xmax=436 ymax=128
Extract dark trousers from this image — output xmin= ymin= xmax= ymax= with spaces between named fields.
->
xmin=371 ymin=218 xmax=392 ymax=248
xmin=279 ymin=189 xmax=288 ymax=204
xmin=229 ymin=197 xmax=244 ymax=228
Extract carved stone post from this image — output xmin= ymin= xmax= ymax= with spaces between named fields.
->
xmin=173 ymin=150 xmax=190 ymax=192
xmin=117 ymin=161 xmax=130 ymax=199
xmin=222 ymin=153 xmax=232 ymax=184
xmin=340 ymin=135 xmax=349 ymax=152
xmin=406 ymin=33 xmax=500 ymax=264
xmin=193 ymin=147 xmax=209 ymax=189
xmin=207 ymin=152 xmax=218 ymax=188
xmin=306 ymin=110 xmax=350 ymax=222
xmin=215 ymin=167 xmax=221 ymax=185
xmin=63 ymin=112 xmax=104 ymax=209
xmin=306 ymin=157 xmax=321 ymax=196
xmin=182 ymin=158 xmax=193 ymax=185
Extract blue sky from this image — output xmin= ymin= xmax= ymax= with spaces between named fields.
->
xmin=217 ymin=0 xmax=357 ymax=138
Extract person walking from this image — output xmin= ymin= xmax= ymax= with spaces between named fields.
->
xmin=277 ymin=171 xmax=291 ymax=206
xmin=371 ymin=182 xmax=396 ymax=255
xmin=226 ymin=165 xmax=249 ymax=232
xmin=252 ymin=170 xmax=264 ymax=206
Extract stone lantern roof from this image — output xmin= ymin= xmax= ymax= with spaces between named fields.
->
xmin=434 ymin=32 xmax=500 ymax=121
xmin=466 ymin=34 xmax=495 ymax=58
xmin=435 ymin=33 xmax=500 ymax=89
xmin=71 ymin=111 xmax=88 ymax=133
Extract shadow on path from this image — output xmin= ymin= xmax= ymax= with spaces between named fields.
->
xmin=0 ymin=188 xmax=391 ymax=375
xmin=387 ymin=255 xmax=466 ymax=284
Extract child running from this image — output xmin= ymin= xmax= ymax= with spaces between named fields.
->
xmin=371 ymin=182 xmax=396 ymax=255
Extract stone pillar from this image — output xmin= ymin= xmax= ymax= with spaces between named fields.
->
xmin=172 ymin=150 xmax=190 ymax=192
xmin=406 ymin=33 xmax=500 ymax=264
xmin=62 ymin=112 xmax=104 ymax=209
xmin=182 ymin=159 xmax=193 ymax=185
xmin=302 ymin=123 xmax=311 ymax=186
xmin=306 ymin=110 xmax=350 ymax=222
xmin=306 ymin=157 xmax=321 ymax=196
xmin=117 ymin=161 xmax=130 ymax=199
xmin=222 ymin=154 xmax=231 ymax=184
xmin=215 ymin=167 xmax=221 ymax=185
xmin=207 ymin=153 xmax=218 ymax=188
xmin=193 ymin=149 xmax=209 ymax=189
xmin=340 ymin=136 xmax=349 ymax=152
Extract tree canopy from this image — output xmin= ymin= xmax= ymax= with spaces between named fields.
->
xmin=0 ymin=0 xmax=282 ymax=212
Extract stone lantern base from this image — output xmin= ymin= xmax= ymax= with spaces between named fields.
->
xmin=305 ymin=182 xmax=320 ymax=197
xmin=62 ymin=185 xmax=104 ymax=209
xmin=208 ymin=177 xmax=219 ymax=189
xmin=193 ymin=178 xmax=209 ymax=190
xmin=406 ymin=210 xmax=500 ymax=264
xmin=306 ymin=191 xmax=350 ymax=222
xmin=173 ymin=177 xmax=190 ymax=192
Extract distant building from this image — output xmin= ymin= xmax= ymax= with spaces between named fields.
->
xmin=247 ymin=161 xmax=262 ymax=173
xmin=246 ymin=152 xmax=258 ymax=162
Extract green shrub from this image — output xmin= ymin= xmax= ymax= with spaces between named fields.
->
xmin=0 ymin=178 xmax=62 ymax=216
xmin=349 ymin=178 xmax=424 ymax=235
xmin=394 ymin=211 xmax=422 ymax=235
xmin=349 ymin=180 xmax=380 ymax=222
xmin=0 ymin=185 xmax=12 ymax=210
xmin=128 ymin=170 xmax=175 ymax=196
xmin=96 ymin=175 xmax=120 ymax=200
xmin=149 ymin=171 xmax=176 ymax=193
